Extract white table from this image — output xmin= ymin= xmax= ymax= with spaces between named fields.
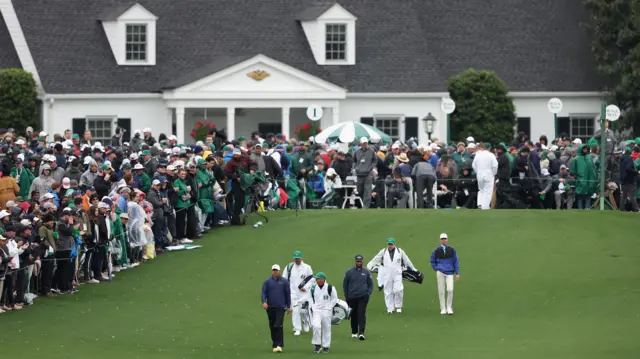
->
xmin=334 ymin=185 xmax=364 ymax=209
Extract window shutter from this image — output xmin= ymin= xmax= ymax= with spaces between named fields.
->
xmin=72 ymin=118 xmax=86 ymax=138
xmin=516 ymin=117 xmax=531 ymax=140
xmin=556 ymin=117 xmax=570 ymax=139
xmin=117 ymin=118 xmax=131 ymax=142
xmin=404 ymin=117 xmax=418 ymax=141
xmin=360 ymin=117 xmax=374 ymax=126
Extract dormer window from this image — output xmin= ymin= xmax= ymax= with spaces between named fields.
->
xmin=298 ymin=3 xmax=357 ymax=66
xmin=325 ymin=24 xmax=346 ymax=61
xmin=99 ymin=3 xmax=157 ymax=66
xmin=126 ymin=24 xmax=147 ymax=61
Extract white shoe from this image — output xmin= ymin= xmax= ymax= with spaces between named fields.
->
xmin=274 ymin=346 xmax=282 ymax=353
xmin=303 ymin=325 xmax=309 ymax=333
xmin=396 ymin=308 xmax=402 ymax=313
xmin=87 ymin=279 xmax=100 ymax=284
xmin=181 ymin=238 xmax=194 ymax=244
xmin=351 ymin=334 xmax=358 ymax=338
xmin=446 ymin=308 xmax=454 ymax=315
xmin=113 ymin=266 xmax=121 ymax=272
xmin=101 ymin=276 xmax=110 ymax=281
xmin=294 ymin=331 xmax=300 ymax=336
xmin=440 ymin=309 xmax=447 ymax=315
xmin=387 ymin=310 xmax=393 ymax=314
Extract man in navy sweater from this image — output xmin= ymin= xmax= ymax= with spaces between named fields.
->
xmin=262 ymin=264 xmax=292 ymax=353
xmin=429 ymin=233 xmax=460 ymax=315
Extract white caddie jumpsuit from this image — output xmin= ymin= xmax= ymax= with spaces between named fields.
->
xmin=310 ymin=283 xmax=338 ymax=348
xmin=368 ymin=248 xmax=416 ymax=312
xmin=472 ymin=149 xmax=498 ymax=210
xmin=282 ymin=261 xmax=313 ymax=332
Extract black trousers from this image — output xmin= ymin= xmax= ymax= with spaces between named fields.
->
xmin=40 ymin=257 xmax=55 ymax=294
xmin=347 ymin=296 xmax=369 ymax=335
xmin=166 ymin=212 xmax=177 ymax=240
xmin=266 ymin=307 xmax=285 ymax=348
xmin=415 ymin=175 xmax=436 ymax=208
xmin=175 ymin=208 xmax=187 ymax=239
xmin=53 ymin=250 xmax=73 ymax=292
xmin=228 ymin=185 xmax=246 ymax=225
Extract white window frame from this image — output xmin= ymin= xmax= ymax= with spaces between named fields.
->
xmin=125 ymin=23 xmax=148 ymax=63
xmin=569 ymin=113 xmax=597 ymax=143
xmin=325 ymin=23 xmax=347 ymax=62
xmin=86 ymin=116 xmax=116 ymax=144
xmin=373 ymin=114 xmax=404 ymax=142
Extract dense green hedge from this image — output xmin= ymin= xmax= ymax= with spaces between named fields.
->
xmin=0 ymin=68 xmax=38 ymax=132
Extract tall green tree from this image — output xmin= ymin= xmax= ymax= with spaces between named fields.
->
xmin=447 ymin=69 xmax=516 ymax=144
xmin=0 ymin=69 xmax=38 ymax=131
xmin=583 ymin=0 xmax=640 ymax=134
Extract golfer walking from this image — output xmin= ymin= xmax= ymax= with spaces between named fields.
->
xmin=367 ymin=238 xmax=417 ymax=314
xmin=429 ymin=233 xmax=460 ymax=315
xmin=261 ymin=264 xmax=291 ymax=353
xmin=282 ymin=250 xmax=313 ymax=336
xmin=343 ymin=254 xmax=373 ymax=340
xmin=310 ymin=272 xmax=338 ymax=354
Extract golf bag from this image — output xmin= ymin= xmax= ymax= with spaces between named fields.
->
xmin=402 ymin=269 xmax=424 ymax=284
xmin=331 ymin=299 xmax=351 ymax=325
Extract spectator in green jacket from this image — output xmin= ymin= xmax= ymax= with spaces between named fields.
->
xmin=134 ymin=164 xmax=151 ymax=193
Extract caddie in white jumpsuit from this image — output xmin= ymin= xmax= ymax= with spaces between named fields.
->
xmin=472 ymin=142 xmax=498 ymax=210
xmin=282 ymin=250 xmax=313 ymax=336
xmin=309 ymin=272 xmax=338 ymax=354
xmin=367 ymin=238 xmax=417 ymax=314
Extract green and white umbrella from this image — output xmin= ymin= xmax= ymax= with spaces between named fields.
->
xmin=314 ymin=122 xmax=392 ymax=144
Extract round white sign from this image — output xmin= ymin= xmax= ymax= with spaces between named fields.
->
xmin=547 ymin=98 xmax=563 ymax=114
xmin=605 ymin=104 xmax=621 ymax=121
xmin=441 ymin=98 xmax=456 ymax=114
xmin=306 ymin=105 xmax=323 ymax=121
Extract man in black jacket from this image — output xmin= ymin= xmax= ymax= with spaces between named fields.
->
xmin=343 ymin=254 xmax=373 ymax=340
xmin=495 ymin=143 xmax=516 ymax=209
xmin=93 ymin=164 xmax=114 ymax=199
xmin=147 ymin=179 xmax=169 ymax=248
xmin=619 ymin=147 xmax=639 ymax=212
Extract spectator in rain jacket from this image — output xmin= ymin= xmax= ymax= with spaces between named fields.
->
xmin=80 ymin=159 xmax=99 ymax=190
xmin=29 ymin=164 xmax=54 ymax=200
xmin=569 ymin=144 xmax=597 ymax=209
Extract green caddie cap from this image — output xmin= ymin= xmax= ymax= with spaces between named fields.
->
xmin=387 ymin=238 xmax=396 ymax=245
xmin=141 ymin=150 xmax=151 ymax=156
xmin=293 ymin=250 xmax=302 ymax=259
xmin=314 ymin=272 xmax=326 ymax=279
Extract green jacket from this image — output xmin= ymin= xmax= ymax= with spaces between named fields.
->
xmin=196 ymin=168 xmax=215 ymax=213
xmin=286 ymin=153 xmax=299 ymax=176
xmin=293 ymin=150 xmax=314 ymax=176
xmin=451 ymin=151 xmax=470 ymax=169
xmin=11 ymin=166 xmax=35 ymax=198
xmin=635 ymin=158 xmax=640 ymax=199
xmin=569 ymin=144 xmax=598 ymax=195
xmin=506 ymin=153 xmax=515 ymax=170
xmin=111 ymin=208 xmax=128 ymax=266
xmin=136 ymin=173 xmax=151 ymax=193
xmin=173 ymin=178 xmax=191 ymax=209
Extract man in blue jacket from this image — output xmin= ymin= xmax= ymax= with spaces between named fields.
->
xmin=261 ymin=264 xmax=292 ymax=353
xmin=343 ymin=254 xmax=374 ymax=340
xmin=430 ymin=233 xmax=460 ymax=315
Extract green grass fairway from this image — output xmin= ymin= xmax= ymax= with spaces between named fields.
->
xmin=1 ymin=210 xmax=638 ymax=359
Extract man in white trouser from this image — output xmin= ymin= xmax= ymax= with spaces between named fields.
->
xmin=429 ymin=233 xmax=460 ymax=315
xmin=309 ymin=272 xmax=338 ymax=354
xmin=367 ymin=238 xmax=417 ymax=314
xmin=472 ymin=142 xmax=498 ymax=209
xmin=282 ymin=250 xmax=313 ymax=336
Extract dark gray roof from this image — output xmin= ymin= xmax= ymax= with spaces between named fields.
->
xmin=296 ymin=3 xmax=336 ymax=21
xmin=0 ymin=12 xmax=22 ymax=69
xmin=98 ymin=1 xmax=138 ymax=21
xmin=8 ymin=0 xmax=605 ymax=94
xmin=164 ymin=54 xmax=254 ymax=89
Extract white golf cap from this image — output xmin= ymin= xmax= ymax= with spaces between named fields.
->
xmin=467 ymin=143 xmax=476 ymax=149
xmin=133 ymin=163 xmax=144 ymax=170
xmin=0 ymin=210 xmax=11 ymax=219
xmin=172 ymin=147 xmax=181 ymax=155
xmin=16 ymin=139 xmax=25 ymax=145
xmin=42 ymin=193 xmax=55 ymax=200
xmin=168 ymin=135 xmax=177 ymax=141
xmin=573 ymin=138 xmax=582 ymax=144
xmin=360 ymin=137 xmax=368 ymax=144
xmin=541 ymin=168 xmax=550 ymax=176
xmin=20 ymin=219 xmax=31 ymax=226
xmin=391 ymin=144 xmax=400 ymax=149
xmin=271 ymin=264 xmax=281 ymax=271
xmin=143 ymin=127 xmax=152 ymax=133
xmin=152 ymin=179 xmax=161 ymax=186
xmin=84 ymin=156 xmax=93 ymax=165
xmin=26 ymin=126 xmax=33 ymax=132
xmin=167 ymin=164 xmax=176 ymax=171
xmin=466 ymin=136 xmax=475 ymax=143
xmin=440 ymin=233 xmax=448 ymax=239
xmin=39 ymin=131 xmax=47 ymax=137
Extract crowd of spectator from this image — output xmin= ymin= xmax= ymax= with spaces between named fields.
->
xmin=1 ymin=122 xmax=638 ymax=313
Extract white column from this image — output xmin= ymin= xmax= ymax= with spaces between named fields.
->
xmin=166 ymin=108 xmax=174 ymax=135
xmin=332 ymin=106 xmax=340 ymax=125
xmin=227 ymin=107 xmax=236 ymax=141
xmin=418 ymin=115 xmax=425 ymax=144
xmin=282 ymin=107 xmax=290 ymax=140
xmin=176 ymin=106 xmax=185 ymax=144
